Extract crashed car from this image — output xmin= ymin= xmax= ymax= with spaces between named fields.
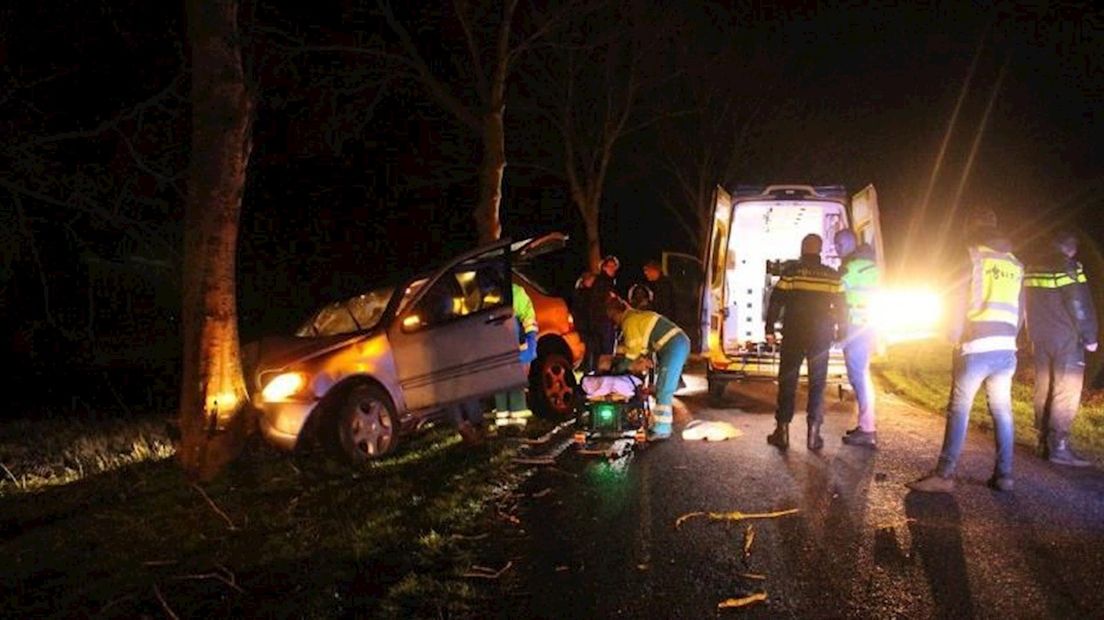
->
xmin=243 ymin=234 xmax=582 ymax=463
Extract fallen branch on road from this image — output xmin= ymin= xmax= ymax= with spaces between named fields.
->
xmin=742 ymin=524 xmax=755 ymax=560
xmin=675 ymin=508 xmax=800 ymax=529
xmin=718 ymin=591 xmax=767 ymax=609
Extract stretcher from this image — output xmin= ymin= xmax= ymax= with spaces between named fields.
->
xmin=573 ymin=372 xmax=652 ymax=457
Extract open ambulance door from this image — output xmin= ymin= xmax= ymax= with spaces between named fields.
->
xmin=850 ymin=184 xmax=885 ymax=271
xmin=701 ymin=185 xmax=733 ymax=355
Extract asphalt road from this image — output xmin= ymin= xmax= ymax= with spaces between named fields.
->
xmin=476 ymin=366 xmax=1104 ymax=619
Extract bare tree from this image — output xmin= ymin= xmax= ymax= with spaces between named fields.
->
xmin=376 ymin=1 xmax=574 ymax=244
xmin=524 ymin=1 xmax=681 ymax=270
xmin=178 ymin=0 xmax=253 ymax=481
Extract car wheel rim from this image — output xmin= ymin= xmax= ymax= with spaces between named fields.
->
xmin=349 ymin=397 xmax=392 ymax=457
xmin=542 ymin=359 xmax=574 ymax=413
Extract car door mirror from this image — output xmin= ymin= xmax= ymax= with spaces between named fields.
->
xmin=401 ymin=313 xmax=423 ymax=332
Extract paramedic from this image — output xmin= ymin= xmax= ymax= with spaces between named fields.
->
xmin=908 ymin=207 xmax=1024 ymax=493
xmin=834 ymin=229 xmax=880 ymax=448
xmin=494 ymin=282 xmax=540 ymax=427
xmin=1024 ymin=230 xmax=1098 ymax=467
xmin=643 ymin=260 xmax=677 ymax=321
xmin=606 ymin=296 xmax=690 ymax=439
xmin=765 ymin=233 xmax=846 ymax=451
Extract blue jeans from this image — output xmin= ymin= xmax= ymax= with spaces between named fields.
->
xmin=844 ymin=327 xmax=877 ymax=431
xmin=652 ymin=332 xmax=691 ymax=431
xmin=937 ymin=349 xmax=1016 ymax=478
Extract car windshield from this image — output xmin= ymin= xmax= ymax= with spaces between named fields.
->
xmin=296 ymin=287 xmax=395 ymax=336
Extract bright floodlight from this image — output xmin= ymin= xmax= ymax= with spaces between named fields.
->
xmin=868 ymin=287 xmax=944 ymax=343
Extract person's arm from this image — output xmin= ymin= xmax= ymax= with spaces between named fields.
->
xmin=765 ymin=279 xmax=786 ymax=341
xmin=1062 ymin=263 xmax=1098 ymax=348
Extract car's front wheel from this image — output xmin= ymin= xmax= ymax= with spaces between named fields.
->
xmin=333 ymin=384 xmax=396 ymax=464
xmin=529 ymin=352 xmax=578 ymax=419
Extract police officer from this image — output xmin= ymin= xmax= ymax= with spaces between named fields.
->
xmin=765 ymin=233 xmax=846 ymax=451
xmin=834 ymin=229 xmax=880 ymax=447
xmin=909 ymin=207 xmax=1024 ymax=493
xmin=1024 ymin=230 xmax=1099 ymax=467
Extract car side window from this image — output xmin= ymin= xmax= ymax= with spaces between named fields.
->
xmin=404 ymin=257 xmax=509 ymax=331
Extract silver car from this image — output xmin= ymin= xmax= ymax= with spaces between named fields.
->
xmin=244 ymin=236 xmax=569 ymax=463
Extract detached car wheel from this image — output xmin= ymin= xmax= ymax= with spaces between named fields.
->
xmin=529 ymin=352 xmax=578 ymax=419
xmin=333 ymin=384 xmax=396 ymax=463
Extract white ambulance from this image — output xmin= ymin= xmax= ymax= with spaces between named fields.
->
xmin=700 ymin=184 xmax=885 ymax=400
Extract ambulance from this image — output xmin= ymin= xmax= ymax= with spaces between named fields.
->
xmin=700 ymin=184 xmax=886 ymax=400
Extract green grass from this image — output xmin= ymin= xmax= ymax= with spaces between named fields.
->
xmin=873 ymin=341 xmax=1104 ymax=462
xmin=0 ymin=419 xmax=525 ymax=619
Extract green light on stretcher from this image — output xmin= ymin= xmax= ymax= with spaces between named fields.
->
xmin=593 ymin=403 xmax=618 ymax=430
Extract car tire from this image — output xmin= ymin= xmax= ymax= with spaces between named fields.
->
xmin=331 ymin=384 xmax=397 ymax=464
xmin=529 ymin=351 xmax=578 ymax=419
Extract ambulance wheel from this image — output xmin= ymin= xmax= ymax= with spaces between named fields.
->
xmin=530 ymin=352 xmax=578 ymax=419
xmin=708 ymin=378 xmax=727 ymax=403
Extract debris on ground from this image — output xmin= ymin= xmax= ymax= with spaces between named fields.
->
xmin=680 ymin=420 xmax=743 ymax=441
xmin=737 ymin=572 xmax=767 ymax=581
xmin=675 ymin=508 xmax=800 ymax=529
xmin=462 ymin=561 xmax=513 ymax=579
xmin=742 ymin=524 xmax=755 ymax=560
xmin=718 ymin=592 xmax=768 ymax=609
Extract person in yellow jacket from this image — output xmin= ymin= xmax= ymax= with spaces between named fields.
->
xmin=909 ymin=207 xmax=1025 ymax=493
xmin=494 ymin=283 xmax=539 ymax=427
xmin=605 ymin=296 xmax=690 ymax=439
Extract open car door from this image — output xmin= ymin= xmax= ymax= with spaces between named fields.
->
xmin=701 ymin=185 xmax=733 ymax=355
xmin=389 ymin=241 xmax=525 ymax=412
xmin=661 ymin=251 xmax=703 ymax=351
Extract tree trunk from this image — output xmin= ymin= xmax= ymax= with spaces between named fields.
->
xmin=179 ymin=0 xmax=253 ymax=482
xmin=582 ymin=204 xmax=601 ymax=272
xmin=475 ymin=107 xmax=505 ymax=244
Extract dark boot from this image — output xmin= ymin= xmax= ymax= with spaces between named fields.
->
xmin=767 ymin=423 xmax=789 ymax=450
xmin=807 ymin=421 xmax=824 ymax=451
xmin=1049 ymin=434 xmax=1091 ymax=467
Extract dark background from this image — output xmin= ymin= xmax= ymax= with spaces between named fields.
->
xmin=2 ymin=1 xmax=1102 ymax=412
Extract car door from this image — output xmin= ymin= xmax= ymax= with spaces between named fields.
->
xmin=388 ymin=242 xmax=525 ymax=412
xmin=661 ymin=251 xmax=703 ymax=350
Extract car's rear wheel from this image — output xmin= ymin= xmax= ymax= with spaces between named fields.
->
xmin=530 ymin=352 xmax=578 ymax=419
xmin=333 ymin=384 xmax=396 ymax=463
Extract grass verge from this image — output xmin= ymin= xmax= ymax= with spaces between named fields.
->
xmin=873 ymin=340 xmax=1104 ymax=462
xmin=1 ymin=419 xmax=525 ymax=619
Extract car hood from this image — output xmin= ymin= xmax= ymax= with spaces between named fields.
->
xmin=243 ymin=332 xmax=373 ymax=378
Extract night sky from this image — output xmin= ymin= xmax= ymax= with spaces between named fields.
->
xmin=2 ymin=1 xmax=1101 ymax=402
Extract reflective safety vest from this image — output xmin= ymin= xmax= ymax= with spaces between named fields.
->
xmin=617 ymin=308 xmax=683 ymax=361
xmin=513 ymin=283 xmax=538 ymax=338
xmin=840 ymin=257 xmax=879 ymax=326
xmin=961 ymin=244 xmax=1023 ymax=353
xmin=1024 ymin=265 xmax=1088 ymax=289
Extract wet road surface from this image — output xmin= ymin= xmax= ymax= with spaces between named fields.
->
xmin=476 ymin=367 xmax=1104 ymax=619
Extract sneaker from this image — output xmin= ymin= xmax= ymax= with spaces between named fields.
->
xmin=906 ymin=473 xmax=956 ymax=493
xmin=648 ymin=423 xmax=672 ymax=440
xmin=844 ymin=426 xmax=861 ymax=436
xmin=987 ymin=475 xmax=1014 ymax=492
xmin=1048 ymin=436 xmax=1091 ymax=467
xmin=842 ymin=429 xmax=877 ymax=447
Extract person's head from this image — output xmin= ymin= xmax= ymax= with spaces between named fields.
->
xmin=601 ymin=255 xmax=620 ymax=277
xmin=800 ymin=233 xmax=823 ymax=257
xmin=628 ymin=284 xmax=653 ymax=309
xmin=834 ymin=229 xmax=857 ymax=257
xmin=577 ymin=270 xmax=597 ymax=288
xmin=1053 ymin=229 xmax=1078 ymax=258
xmin=643 ymin=260 xmax=662 ymax=282
xmin=605 ymin=295 xmax=630 ymax=323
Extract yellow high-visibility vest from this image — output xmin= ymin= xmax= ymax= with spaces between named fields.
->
xmin=966 ymin=245 xmax=1023 ymax=327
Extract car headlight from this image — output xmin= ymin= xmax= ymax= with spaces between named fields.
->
xmin=261 ymin=372 xmax=307 ymax=402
